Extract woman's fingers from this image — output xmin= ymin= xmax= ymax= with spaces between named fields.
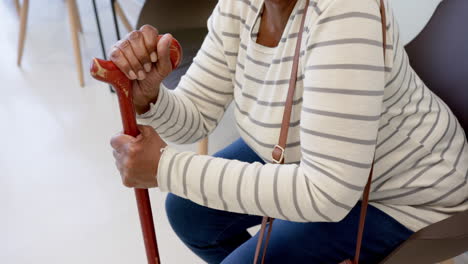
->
xmin=117 ymin=39 xmax=145 ymax=80
xmin=109 ymin=25 xmax=174 ymax=83
xmin=110 ymin=126 xmax=165 ymax=189
xmin=140 ymin=25 xmax=159 ymax=63
xmin=112 ymin=150 xmax=121 ymax=160
xmin=110 ymin=133 xmax=136 ymax=153
xmin=156 ymin=34 xmax=174 ymax=78
xmin=127 ymin=31 xmax=152 ymax=73
xmin=109 ymin=47 xmax=135 ymax=80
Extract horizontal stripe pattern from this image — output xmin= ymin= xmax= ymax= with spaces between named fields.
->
xmin=138 ymin=0 xmax=468 ymax=232
xmin=306 ymin=64 xmax=392 ymax=72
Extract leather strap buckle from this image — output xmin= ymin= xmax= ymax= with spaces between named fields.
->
xmin=272 ymin=144 xmax=285 ymax=164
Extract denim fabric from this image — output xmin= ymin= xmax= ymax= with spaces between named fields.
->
xmin=165 ymin=138 xmax=413 ymax=264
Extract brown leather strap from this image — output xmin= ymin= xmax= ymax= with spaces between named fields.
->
xmin=272 ymin=0 xmax=310 ymax=164
xmin=261 ymin=217 xmax=274 ymax=263
xmin=353 ymin=1 xmax=387 ymax=263
xmin=252 ymin=217 xmax=275 ymax=263
xmin=254 ymin=1 xmax=310 ymax=264
xmin=353 ymin=162 xmax=375 ymax=264
xmin=380 ymin=0 xmax=387 ymax=59
xmin=253 ymin=217 xmax=270 ymax=262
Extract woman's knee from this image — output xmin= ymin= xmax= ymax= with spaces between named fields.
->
xmin=165 ymin=193 xmax=220 ymax=248
xmin=165 ymin=193 xmax=197 ymax=242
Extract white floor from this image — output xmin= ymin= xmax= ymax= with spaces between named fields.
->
xmin=1 ymin=0 xmax=466 ymax=264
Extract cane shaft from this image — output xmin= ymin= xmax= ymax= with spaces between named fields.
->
xmin=135 ymin=189 xmax=160 ymax=264
xmin=116 ymin=82 xmax=160 ymax=264
xmin=90 ymin=35 xmax=182 ymax=264
xmin=90 ymin=59 xmax=160 ymax=264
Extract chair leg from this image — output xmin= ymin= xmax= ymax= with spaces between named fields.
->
xmin=114 ymin=1 xmax=133 ymax=32
xmin=440 ymin=259 xmax=454 ymax=264
xmin=17 ymin=0 xmax=29 ymax=66
xmin=71 ymin=0 xmax=83 ymax=33
xmin=198 ymin=137 xmax=209 ymax=155
xmin=14 ymin=0 xmax=21 ymax=16
xmin=66 ymin=0 xmax=84 ymax=87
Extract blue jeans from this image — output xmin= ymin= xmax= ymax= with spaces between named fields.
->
xmin=165 ymin=138 xmax=413 ymax=264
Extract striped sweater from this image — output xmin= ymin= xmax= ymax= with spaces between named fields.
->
xmin=138 ymin=0 xmax=468 ymax=231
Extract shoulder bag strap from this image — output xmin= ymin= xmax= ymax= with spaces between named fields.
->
xmin=353 ymin=1 xmax=387 ymax=263
xmin=271 ymin=0 xmax=309 ymax=164
xmin=253 ymin=0 xmax=310 ymax=263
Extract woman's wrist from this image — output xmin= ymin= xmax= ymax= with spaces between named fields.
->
xmin=135 ymin=93 xmax=159 ymax=115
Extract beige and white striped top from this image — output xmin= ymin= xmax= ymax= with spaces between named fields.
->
xmin=138 ymin=0 xmax=468 ymax=231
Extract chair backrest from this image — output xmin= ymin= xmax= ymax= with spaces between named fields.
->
xmin=137 ymin=0 xmax=217 ymax=32
xmin=381 ymin=1 xmax=468 ymax=262
xmin=136 ymin=0 xmax=217 ymax=89
xmin=380 ymin=210 xmax=468 ymax=264
xmin=405 ymin=0 xmax=468 ymax=131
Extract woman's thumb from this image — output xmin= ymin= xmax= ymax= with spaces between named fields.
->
xmin=155 ymin=34 xmax=173 ymax=78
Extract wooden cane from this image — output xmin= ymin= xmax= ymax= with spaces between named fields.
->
xmin=90 ymin=35 xmax=182 ymax=264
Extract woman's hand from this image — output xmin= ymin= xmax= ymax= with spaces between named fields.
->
xmin=110 ymin=125 xmax=168 ymax=189
xmin=109 ymin=25 xmax=175 ymax=114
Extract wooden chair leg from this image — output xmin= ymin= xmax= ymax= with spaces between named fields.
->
xmin=198 ymin=137 xmax=209 ymax=155
xmin=17 ymin=0 xmax=29 ymax=66
xmin=71 ymin=0 xmax=83 ymax=33
xmin=114 ymin=1 xmax=133 ymax=32
xmin=440 ymin=259 xmax=454 ymax=264
xmin=14 ymin=0 xmax=21 ymax=16
xmin=66 ymin=0 xmax=84 ymax=87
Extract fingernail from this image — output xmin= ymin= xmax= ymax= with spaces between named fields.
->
xmin=150 ymin=52 xmax=157 ymax=62
xmin=144 ymin=63 xmax=151 ymax=73
xmin=129 ymin=71 xmax=137 ymax=80
xmin=138 ymin=70 xmax=145 ymax=80
xmin=167 ymin=39 xmax=172 ymax=48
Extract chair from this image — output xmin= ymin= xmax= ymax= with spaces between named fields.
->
xmin=17 ymin=0 xmax=84 ymax=86
xmin=136 ymin=0 xmax=218 ymax=155
xmin=380 ymin=0 xmax=468 ymax=263
xmin=14 ymin=0 xmax=20 ymax=15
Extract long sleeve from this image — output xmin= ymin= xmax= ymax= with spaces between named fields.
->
xmin=155 ymin=0 xmax=387 ymax=223
xmin=137 ymin=4 xmax=234 ymax=144
xmin=298 ymin=0 xmax=386 ymax=219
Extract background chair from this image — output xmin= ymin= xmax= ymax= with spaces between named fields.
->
xmin=114 ymin=0 xmax=133 ymax=33
xmin=16 ymin=0 xmax=84 ymax=86
xmin=381 ymin=0 xmax=468 ymax=263
xmin=13 ymin=0 xmax=20 ymax=15
xmin=136 ymin=0 xmax=218 ymax=155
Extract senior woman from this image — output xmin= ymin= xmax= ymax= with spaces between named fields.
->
xmin=109 ymin=0 xmax=468 ymax=263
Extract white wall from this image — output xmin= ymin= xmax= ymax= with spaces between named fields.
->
xmin=390 ymin=0 xmax=442 ymax=44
